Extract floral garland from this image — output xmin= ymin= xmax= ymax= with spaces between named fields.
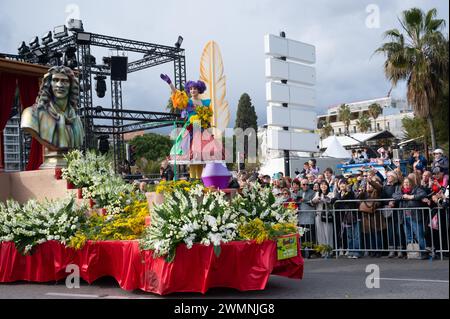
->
xmin=0 ymin=197 xmax=86 ymax=254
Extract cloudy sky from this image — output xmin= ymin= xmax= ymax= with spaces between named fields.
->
xmin=1 ymin=0 xmax=448 ymax=132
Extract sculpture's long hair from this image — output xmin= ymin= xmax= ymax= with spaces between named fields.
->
xmin=35 ymin=66 xmax=80 ymax=111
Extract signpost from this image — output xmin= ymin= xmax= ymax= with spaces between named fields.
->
xmin=277 ymin=234 xmax=298 ymax=260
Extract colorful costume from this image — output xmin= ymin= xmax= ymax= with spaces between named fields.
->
xmin=169 ymin=89 xmax=225 ymax=179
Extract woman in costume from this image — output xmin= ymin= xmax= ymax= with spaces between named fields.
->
xmin=160 ymin=73 xmax=217 ymax=179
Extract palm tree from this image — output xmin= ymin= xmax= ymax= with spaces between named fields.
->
xmin=375 ymin=7 xmax=448 ymax=150
xmin=357 ymin=114 xmax=371 ymax=133
xmin=338 ymin=104 xmax=351 ymax=135
xmin=368 ymin=103 xmax=383 ymax=132
xmin=320 ymin=121 xmax=334 ymax=138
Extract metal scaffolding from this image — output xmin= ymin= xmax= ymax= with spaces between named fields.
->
xmin=3 ymin=27 xmax=187 ymax=172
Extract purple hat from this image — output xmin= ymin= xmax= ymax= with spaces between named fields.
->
xmin=185 ymin=80 xmax=207 ymax=94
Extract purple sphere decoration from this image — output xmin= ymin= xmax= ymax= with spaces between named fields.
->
xmin=201 ymin=163 xmax=231 ymax=189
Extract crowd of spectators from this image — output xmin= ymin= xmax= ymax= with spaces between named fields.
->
xmin=235 ymin=148 xmax=449 ymax=260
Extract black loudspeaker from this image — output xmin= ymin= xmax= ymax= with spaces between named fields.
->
xmin=110 ymin=56 xmax=128 ymax=81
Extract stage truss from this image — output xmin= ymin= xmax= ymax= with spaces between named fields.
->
xmin=2 ymin=30 xmax=186 ymax=172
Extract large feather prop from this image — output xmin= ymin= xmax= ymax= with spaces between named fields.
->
xmin=199 ymin=41 xmax=230 ymax=132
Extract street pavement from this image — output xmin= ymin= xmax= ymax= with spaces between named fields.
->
xmin=0 ymin=257 xmax=448 ymax=299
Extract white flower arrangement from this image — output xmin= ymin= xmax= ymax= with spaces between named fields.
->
xmin=232 ymin=183 xmax=299 ymax=227
xmin=62 ymin=150 xmax=115 ymax=189
xmin=140 ymin=185 xmax=238 ymax=262
xmin=82 ymin=175 xmax=139 ymax=213
xmin=0 ymin=197 xmax=86 ymax=254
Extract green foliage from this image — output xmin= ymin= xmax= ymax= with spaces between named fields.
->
xmin=402 ymin=117 xmax=429 ymax=142
xmin=235 ymin=93 xmax=258 ymax=131
xmin=375 ymin=7 xmax=448 ymax=149
xmin=368 ymin=103 xmax=383 ymax=131
xmin=338 ymin=104 xmax=351 ymax=134
xmin=368 ymin=103 xmax=383 ymax=120
xmin=234 ymin=93 xmax=258 ymax=164
xmin=313 ymin=244 xmax=333 ymax=255
xmin=129 ymin=133 xmax=172 ymax=162
xmin=320 ymin=120 xmax=334 ymax=138
xmin=135 ymin=158 xmax=162 ymax=175
xmin=357 ymin=114 xmax=372 ymax=133
xmin=432 ymin=78 xmax=449 ymax=153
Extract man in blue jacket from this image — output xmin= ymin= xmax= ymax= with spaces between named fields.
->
xmin=408 ymin=150 xmax=428 ymax=172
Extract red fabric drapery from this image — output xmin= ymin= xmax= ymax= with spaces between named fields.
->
xmin=25 ymin=138 xmax=44 ymax=170
xmin=0 ymin=72 xmax=18 ymax=170
xmin=17 ymin=75 xmax=42 ymax=170
xmin=0 ymin=240 xmax=304 ymax=295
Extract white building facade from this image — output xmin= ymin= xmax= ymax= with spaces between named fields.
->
xmin=2 ymin=114 xmax=22 ymax=172
xmin=317 ymin=97 xmax=414 ymax=139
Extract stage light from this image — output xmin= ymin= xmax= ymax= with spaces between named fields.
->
xmin=33 ymin=48 xmax=44 ymax=57
xmin=48 ymin=50 xmax=63 ymax=66
xmin=18 ymin=41 xmax=30 ymax=56
xmin=98 ymin=134 xmax=110 ymax=155
xmin=95 ymin=105 xmax=103 ymax=114
xmin=54 ymin=25 xmax=68 ymax=39
xmin=83 ymin=54 xmax=96 ymax=66
xmin=95 ymin=75 xmax=107 ymax=98
xmin=29 ymin=36 xmax=40 ymax=50
xmin=102 ymin=56 xmax=111 ymax=68
xmin=68 ymin=19 xmax=84 ymax=32
xmin=64 ymin=46 xmax=78 ymax=69
xmin=175 ymin=36 xmax=183 ymax=48
xmin=32 ymin=48 xmax=49 ymax=64
xmin=76 ymin=32 xmax=92 ymax=44
xmin=41 ymin=31 xmax=53 ymax=46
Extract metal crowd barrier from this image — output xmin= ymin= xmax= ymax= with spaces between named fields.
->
xmin=293 ymin=198 xmax=449 ymax=260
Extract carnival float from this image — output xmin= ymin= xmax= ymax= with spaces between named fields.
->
xmin=0 ymin=37 xmax=303 ymax=295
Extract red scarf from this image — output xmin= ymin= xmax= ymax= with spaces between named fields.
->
xmin=402 ymin=187 xmax=412 ymax=194
xmin=432 ymin=184 xmax=441 ymax=193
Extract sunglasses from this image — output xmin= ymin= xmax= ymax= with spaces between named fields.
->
xmin=301 ymin=184 xmax=308 ymax=186
xmin=283 ymin=193 xmax=290 ymax=195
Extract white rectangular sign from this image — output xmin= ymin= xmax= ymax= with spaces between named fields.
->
xmin=265 ymin=58 xmax=316 ymax=86
xmin=267 ymin=105 xmax=317 ymax=130
xmin=290 ymin=132 xmax=320 ymax=152
xmin=264 ymin=34 xmax=316 ymax=64
xmin=267 ymin=128 xmax=291 ymax=150
xmin=267 ymin=104 xmax=290 ymax=127
xmin=266 ymin=82 xmax=316 ymax=107
xmin=267 ymin=128 xmax=319 ymax=152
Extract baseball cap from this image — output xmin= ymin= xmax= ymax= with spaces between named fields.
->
xmin=433 ymin=148 xmax=444 ymax=154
